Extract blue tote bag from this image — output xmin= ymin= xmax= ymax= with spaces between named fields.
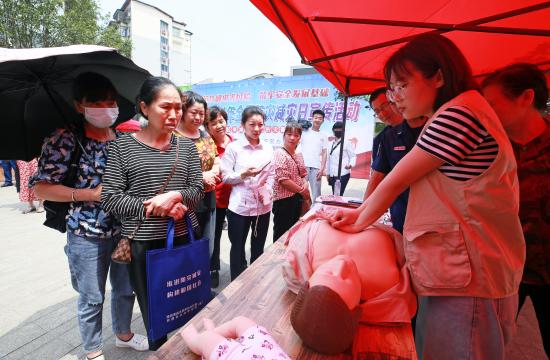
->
xmin=146 ymin=215 xmax=211 ymax=342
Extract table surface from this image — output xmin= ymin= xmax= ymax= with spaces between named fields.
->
xmin=150 ymin=223 xmax=417 ymax=360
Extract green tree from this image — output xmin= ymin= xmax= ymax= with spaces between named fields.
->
xmin=0 ymin=0 xmax=130 ymax=56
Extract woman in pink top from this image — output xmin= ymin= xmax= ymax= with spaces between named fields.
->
xmin=272 ymin=121 xmax=310 ymax=242
xmin=328 ymin=33 xmax=525 ymax=359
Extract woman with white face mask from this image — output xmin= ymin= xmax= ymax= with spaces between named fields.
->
xmin=31 ymin=72 xmax=147 ymax=360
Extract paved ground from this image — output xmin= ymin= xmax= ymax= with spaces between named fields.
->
xmin=0 ymin=179 xmax=546 ymax=359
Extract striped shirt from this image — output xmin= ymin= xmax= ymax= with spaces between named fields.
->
xmin=417 ymin=106 xmax=499 ymax=181
xmin=101 ymin=134 xmax=204 ymax=241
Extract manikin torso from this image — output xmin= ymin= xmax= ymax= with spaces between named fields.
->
xmin=310 ymin=221 xmax=400 ymax=301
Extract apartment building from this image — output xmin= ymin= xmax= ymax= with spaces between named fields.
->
xmin=113 ymin=0 xmax=192 ymax=86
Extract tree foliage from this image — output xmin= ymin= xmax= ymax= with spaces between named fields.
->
xmin=0 ymin=0 xmax=131 ymax=57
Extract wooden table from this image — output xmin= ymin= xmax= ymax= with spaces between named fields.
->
xmin=151 ymin=224 xmax=417 ymax=359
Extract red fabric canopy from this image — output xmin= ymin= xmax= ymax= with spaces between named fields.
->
xmin=251 ymin=0 xmax=550 ymax=96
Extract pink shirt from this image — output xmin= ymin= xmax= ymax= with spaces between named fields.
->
xmin=220 ymin=138 xmax=275 ymax=216
xmin=207 ymin=325 xmax=290 ymax=360
xmin=273 ymin=148 xmax=307 ymax=201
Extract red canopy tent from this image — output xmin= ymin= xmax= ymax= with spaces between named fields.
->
xmin=250 ymin=0 xmax=550 ymax=181
xmin=250 ymin=0 xmax=550 ymax=96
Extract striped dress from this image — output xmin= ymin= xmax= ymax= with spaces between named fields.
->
xmin=101 ymin=133 xmax=204 ymax=241
xmin=417 ymin=106 xmax=499 ymax=181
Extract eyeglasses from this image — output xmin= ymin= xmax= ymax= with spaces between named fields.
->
xmin=372 ymin=101 xmax=393 ymax=118
xmin=386 ymin=83 xmax=408 ymax=103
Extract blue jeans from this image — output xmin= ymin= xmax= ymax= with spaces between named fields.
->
xmin=65 ymin=232 xmax=135 ymax=353
xmin=1 ymin=160 xmax=16 ymax=185
xmin=415 ymin=295 xmax=517 ymax=360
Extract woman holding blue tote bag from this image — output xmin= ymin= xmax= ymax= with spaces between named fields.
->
xmin=102 ymin=77 xmax=204 ymax=350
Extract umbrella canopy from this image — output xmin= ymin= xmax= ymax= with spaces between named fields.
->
xmin=250 ymin=0 xmax=550 ymax=96
xmin=0 ymin=45 xmax=150 ymax=160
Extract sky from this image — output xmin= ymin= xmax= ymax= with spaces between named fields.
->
xmin=98 ymin=0 xmax=301 ymax=84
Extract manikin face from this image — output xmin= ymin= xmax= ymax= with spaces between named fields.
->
xmin=482 ymin=83 xmax=528 ymax=135
xmin=140 ymin=86 xmax=182 ymax=134
xmin=388 ymin=61 xmax=443 ymax=119
xmin=207 ymin=114 xmax=227 ymax=141
xmin=370 ymin=93 xmax=402 ymax=127
xmin=243 ymin=114 xmax=264 ymax=142
xmin=309 ymin=255 xmax=361 ymax=310
xmin=183 ymin=102 xmax=206 ymax=131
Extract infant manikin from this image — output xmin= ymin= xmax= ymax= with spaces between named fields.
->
xmin=180 ymin=316 xmax=290 ymax=360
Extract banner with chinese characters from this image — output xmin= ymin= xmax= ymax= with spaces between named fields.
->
xmin=194 ymin=74 xmax=376 ymax=178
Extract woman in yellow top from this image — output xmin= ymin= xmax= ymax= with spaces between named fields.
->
xmin=175 ymin=91 xmax=219 ymax=275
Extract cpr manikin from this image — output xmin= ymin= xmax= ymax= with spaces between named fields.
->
xmin=283 ymin=208 xmax=417 ymax=354
xmin=180 ymin=316 xmax=290 ymax=360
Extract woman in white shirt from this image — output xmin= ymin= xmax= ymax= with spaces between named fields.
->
xmin=220 ymin=106 xmax=275 ymax=280
xmin=325 ymin=121 xmax=356 ymax=195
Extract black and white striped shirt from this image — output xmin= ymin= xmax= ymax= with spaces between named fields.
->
xmin=417 ymin=106 xmax=499 ymax=181
xmin=102 ymin=134 xmax=204 ymax=241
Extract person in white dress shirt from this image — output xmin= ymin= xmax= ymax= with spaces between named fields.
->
xmin=220 ymin=106 xmax=275 ymax=280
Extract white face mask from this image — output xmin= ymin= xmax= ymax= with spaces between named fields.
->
xmin=84 ymin=107 xmax=119 ymax=128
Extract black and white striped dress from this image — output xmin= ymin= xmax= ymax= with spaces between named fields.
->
xmin=417 ymin=106 xmax=499 ymax=181
xmin=101 ymin=134 xmax=204 ymax=241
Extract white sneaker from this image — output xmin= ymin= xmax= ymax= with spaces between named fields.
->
xmin=115 ymin=333 xmax=148 ymax=351
xmin=86 ymin=354 xmax=105 ymax=360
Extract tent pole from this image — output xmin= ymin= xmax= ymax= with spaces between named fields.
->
xmin=336 ymin=94 xmax=349 ymax=188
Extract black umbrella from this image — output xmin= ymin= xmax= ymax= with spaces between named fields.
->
xmin=0 ymin=45 xmax=151 ymax=160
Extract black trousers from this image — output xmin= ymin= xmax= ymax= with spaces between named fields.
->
xmin=210 ymin=207 xmax=227 ymax=271
xmin=128 ymin=235 xmax=191 ymax=351
xmin=518 ymin=282 xmax=550 ymax=356
xmin=272 ymin=193 xmax=302 ymax=242
xmin=226 ymin=210 xmax=270 ymax=280
xmin=328 ymin=173 xmax=351 ymax=196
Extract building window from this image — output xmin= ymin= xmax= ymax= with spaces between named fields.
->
xmin=160 ymin=20 xmax=169 ymax=37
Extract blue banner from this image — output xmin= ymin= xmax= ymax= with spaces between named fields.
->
xmin=194 ymin=74 xmax=375 ymax=178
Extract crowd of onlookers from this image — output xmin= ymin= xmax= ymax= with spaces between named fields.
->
xmin=0 ymin=32 xmax=547 ymax=360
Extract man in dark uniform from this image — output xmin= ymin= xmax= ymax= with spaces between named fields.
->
xmin=364 ymin=87 xmax=426 ymax=233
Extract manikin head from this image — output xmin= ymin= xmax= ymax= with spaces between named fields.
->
xmin=291 ymin=255 xmax=362 ymax=354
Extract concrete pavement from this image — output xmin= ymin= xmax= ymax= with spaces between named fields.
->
xmin=0 ymin=179 xmax=546 ymax=359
